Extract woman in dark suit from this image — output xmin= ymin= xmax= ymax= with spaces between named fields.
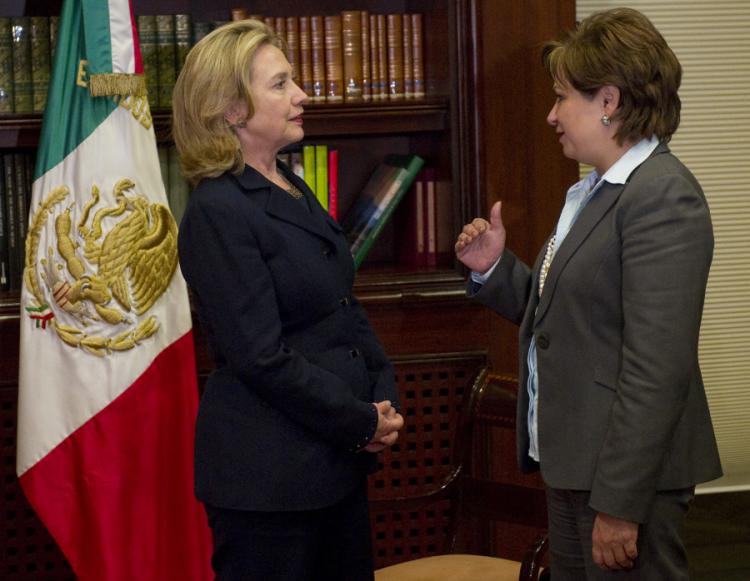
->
xmin=172 ymin=20 xmax=403 ymax=581
xmin=455 ymin=8 xmax=721 ymax=580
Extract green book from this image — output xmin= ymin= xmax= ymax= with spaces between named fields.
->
xmin=155 ymin=15 xmax=176 ymax=109
xmin=345 ymin=154 xmax=425 ymax=269
xmin=0 ymin=18 xmax=12 ymax=113
xmin=192 ymin=21 xmax=213 ymax=44
xmin=30 ymin=17 xmax=50 ymax=113
xmin=302 ymin=144 xmax=316 ymax=194
xmin=314 ymin=144 xmax=328 ymax=210
xmin=137 ymin=15 xmax=159 ymax=109
xmin=174 ymin=14 xmax=192 ymax=75
xmin=11 ymin=17 xmax=32 ymax=114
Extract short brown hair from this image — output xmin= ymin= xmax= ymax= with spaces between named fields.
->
xmin=542 ymin=8 xmax=682 ymax=144
xmin=171 ymin=20 xmax=284 ymax=184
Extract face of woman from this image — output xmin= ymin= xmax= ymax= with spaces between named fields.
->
xmin=240 ymin=44 xmax=307 ymax=154
xmin=547 ymin=80 xmax=611 ymax=171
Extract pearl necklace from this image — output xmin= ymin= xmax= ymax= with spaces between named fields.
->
xmin=539 ymin=235 xmax=556 ymax=296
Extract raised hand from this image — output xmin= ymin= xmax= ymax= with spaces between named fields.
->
xmin=454 ymin=201 xmax=507 ymax=274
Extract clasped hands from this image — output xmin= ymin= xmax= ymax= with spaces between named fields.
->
xmin=365 ymin=400 xmax=404 ymax=453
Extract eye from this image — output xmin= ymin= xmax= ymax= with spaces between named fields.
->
xmin=274 ymin=79 xmax=286 ymax=89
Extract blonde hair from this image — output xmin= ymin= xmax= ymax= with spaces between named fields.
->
xmin=542 ymin=7 xmax=682 ymax=144
xmin=171 ymin=20 xmax=284 ymax=184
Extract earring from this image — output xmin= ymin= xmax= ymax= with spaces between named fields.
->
xmin=601 ymin=114 xmax=611 ymax=127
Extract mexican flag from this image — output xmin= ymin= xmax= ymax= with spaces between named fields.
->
xmin=16 ymin=0 xmax=213 ymax=579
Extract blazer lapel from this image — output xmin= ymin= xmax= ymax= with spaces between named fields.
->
xmin=534 ymin=181 xmax=625 ymax=323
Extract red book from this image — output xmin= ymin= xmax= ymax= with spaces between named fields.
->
xmin=396 ymin=168 xmax=427 ymax=266
xmin=423 ymin=168 xmax=437 ymax=266
xmin=328 ymin=148 xmax=339 ymax=220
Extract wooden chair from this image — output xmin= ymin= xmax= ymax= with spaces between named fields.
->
xmin=373 ymin=368 xmax=549 ymax=580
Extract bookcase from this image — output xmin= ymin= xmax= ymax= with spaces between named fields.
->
xmin=0 ymin=0 xmax=577 ymax=577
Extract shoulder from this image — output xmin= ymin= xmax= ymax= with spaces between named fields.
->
xmin=628 ymin=146 xmax=703 ymax=196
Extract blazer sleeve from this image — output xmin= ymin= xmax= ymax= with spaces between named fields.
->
xmin=589 ymin=171 xmax=713 ymax=522
xmin=351 ymin=296 xmax=399 ymax=408
xmin=467 ymin=249 xmax=533 ymax=326
xmin=179 ymin=189 xmax=377 ymax=452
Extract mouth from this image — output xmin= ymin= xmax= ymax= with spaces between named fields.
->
xmin=290 ymin=114 xmax=303 ymax=125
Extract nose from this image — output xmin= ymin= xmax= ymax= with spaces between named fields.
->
xmin=292 ymin=80 xmax=308 ymax=105
xmin=546 ymin=102 xmax=558 ymax=127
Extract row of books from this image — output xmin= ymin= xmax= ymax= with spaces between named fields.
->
xmin=0 ymin=152 xmax=33 ymax=291
xmin=0 ymin=147 xmax=436 ymax=292
xmin=231 ymin=9 xmax=425 ymax=103
xmin=0 ymin=16 xmax=59 ymax=114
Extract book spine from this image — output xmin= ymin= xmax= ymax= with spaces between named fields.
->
xmin=402 ymin=14 xmax=413 ymax=99
xmin=0 ymin=156 xmax=8 ymax=290
xmin=174 ymin=14 xmax=192 ymax=76
xmin=298 ymin=16 xmax=314 ymax=97
xmin=424 ymin=167 xmax=437 ymax=266
xmin=275 ymin=17 xmax=287 ymax=44
xmin=341 ymin=11 xmax=362 ymax=103
xmin=11 ymin=17 xmax=32 ymax=114
xmin=360 ymin=11 xmax=371 ymax=101
xmin=314 ymin=144 xmax=328 ymax=210
xmin=231 ymin=8 xmax=247 ymax=21
xmin=30 ymin=17 xmax=50 ymax=113
xmin=328 ymin=148 xmax=338 ymax=220
xmin=155 ymin=15 xmax=176 ymax=109
xmin=309 ymin=16 xmax=325 ymax=102
xmin=3 ymin=153 xmax=19 ymax=290
xmin=302 ymin=144 xmax=316 ymax=194
xmin=285 ymin=17 xmax=299 ymax=84
xmin=376 ymin=15 xmax=387 ymax=100
xmin=411 ymin=14 xmax=425 ymax=98
xmin=264 ymin=17 xmax=275 ymax=34
xmin=323 ymin=16 xmax=343 ymax=103
xmin=192 ymin=21 xmax=213 ymax=44
xmin=386 ymin=14 xmax=403 ymax=100
xmin=138 ymin=15 xmax=159 ymax=109
xmin=368 ymin=14 xmax=380 ymax=101
xmin=0 ymin=18 xmax=12 ymax=114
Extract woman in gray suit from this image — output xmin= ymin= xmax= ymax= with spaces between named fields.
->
xmin=172 ymin=20 xmax=403 ymax=581
xmin=455 ymin=8 xmax=721 ymax=580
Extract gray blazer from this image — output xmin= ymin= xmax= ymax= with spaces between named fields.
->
xmin=470 ymin=143 xmax=722 ymax=522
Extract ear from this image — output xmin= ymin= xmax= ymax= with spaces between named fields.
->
xmin=224 ymin=101 xmax=247 ymax=127
xmin=599 ymin=85 xmax=621 ymax=115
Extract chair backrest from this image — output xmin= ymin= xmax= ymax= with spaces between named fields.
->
xmin=369 ymin=366 xmax=548 ymax=572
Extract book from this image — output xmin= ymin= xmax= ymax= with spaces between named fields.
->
xmin=341 ymin=11 xmax=362 ymax=102
xmin=402 ymin=13 xmax=413 ymax=98
xmin=30 ymin=17 xmax=50 ymax=113
xmin=323 ymin=16 xmax=343 ymax=103
xmin=174 ymin=14 xmax=192 ymax=75
xmin=423 ymin=168 xmax=437 ymax=266
xmin=328 ymin=148 xmax=338 ymax=220
xmin=360 ymin=11 xmax=371 ymax=101
xmin=310 ymin=16 xmax=325 ymax=102
xmin=411 ymin=14 xmax=425 ymax=98
xmin=0 ymin=155 xmax=8 ymax=290
xmin=49 ymin=16 xmax=60 ymax=63
xmin=155 ymin=15 xmax=176 ymax=109
xmin=11 ymin=17 xmax=32 ymax=114
xmin=298 ymin=16 xmax=313 ymax=97
xmin=192 ymin=21 xmax=213 ymax=44
xmin=302 ymin=144 xmax=316 ymax=194
xmin=344 ymin=154 xmax=425 ymax=269
xmin=285 ymin=17 xmax=299 ymax=84
xmin=396 ymin=169 xmax=426 ymax=266
xmin=376 ymin=15 xmax=387 ymax=100
xmin=0 ymin=18 xmax=12 ymax=114
xmin=314 ymin=144 xmax=328 ymax=210
xmin=385 ymin=14 xmax=403 ymax=100
xmin=368 ymin=14 xmax=380 ymax=101
xmin=137 ymin=15 xmax=159 ymax=109
xmin=3 ymin=153 xmax=20 ymax=290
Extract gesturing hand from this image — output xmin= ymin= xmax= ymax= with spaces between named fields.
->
xmin=592 ymin=512 xmax=639 ymax=571
xmin=454 ymin=201 xmax=507 ymax=274
xmin=365 ymin=401 xmax=404 ymax=453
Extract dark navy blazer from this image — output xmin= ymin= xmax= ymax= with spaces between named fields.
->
xmin=178 ymin=162 xmax=397 ymax=512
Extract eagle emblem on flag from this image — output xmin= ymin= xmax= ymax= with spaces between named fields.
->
xmin=23 ymin=178 xmax=178 ymax=356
